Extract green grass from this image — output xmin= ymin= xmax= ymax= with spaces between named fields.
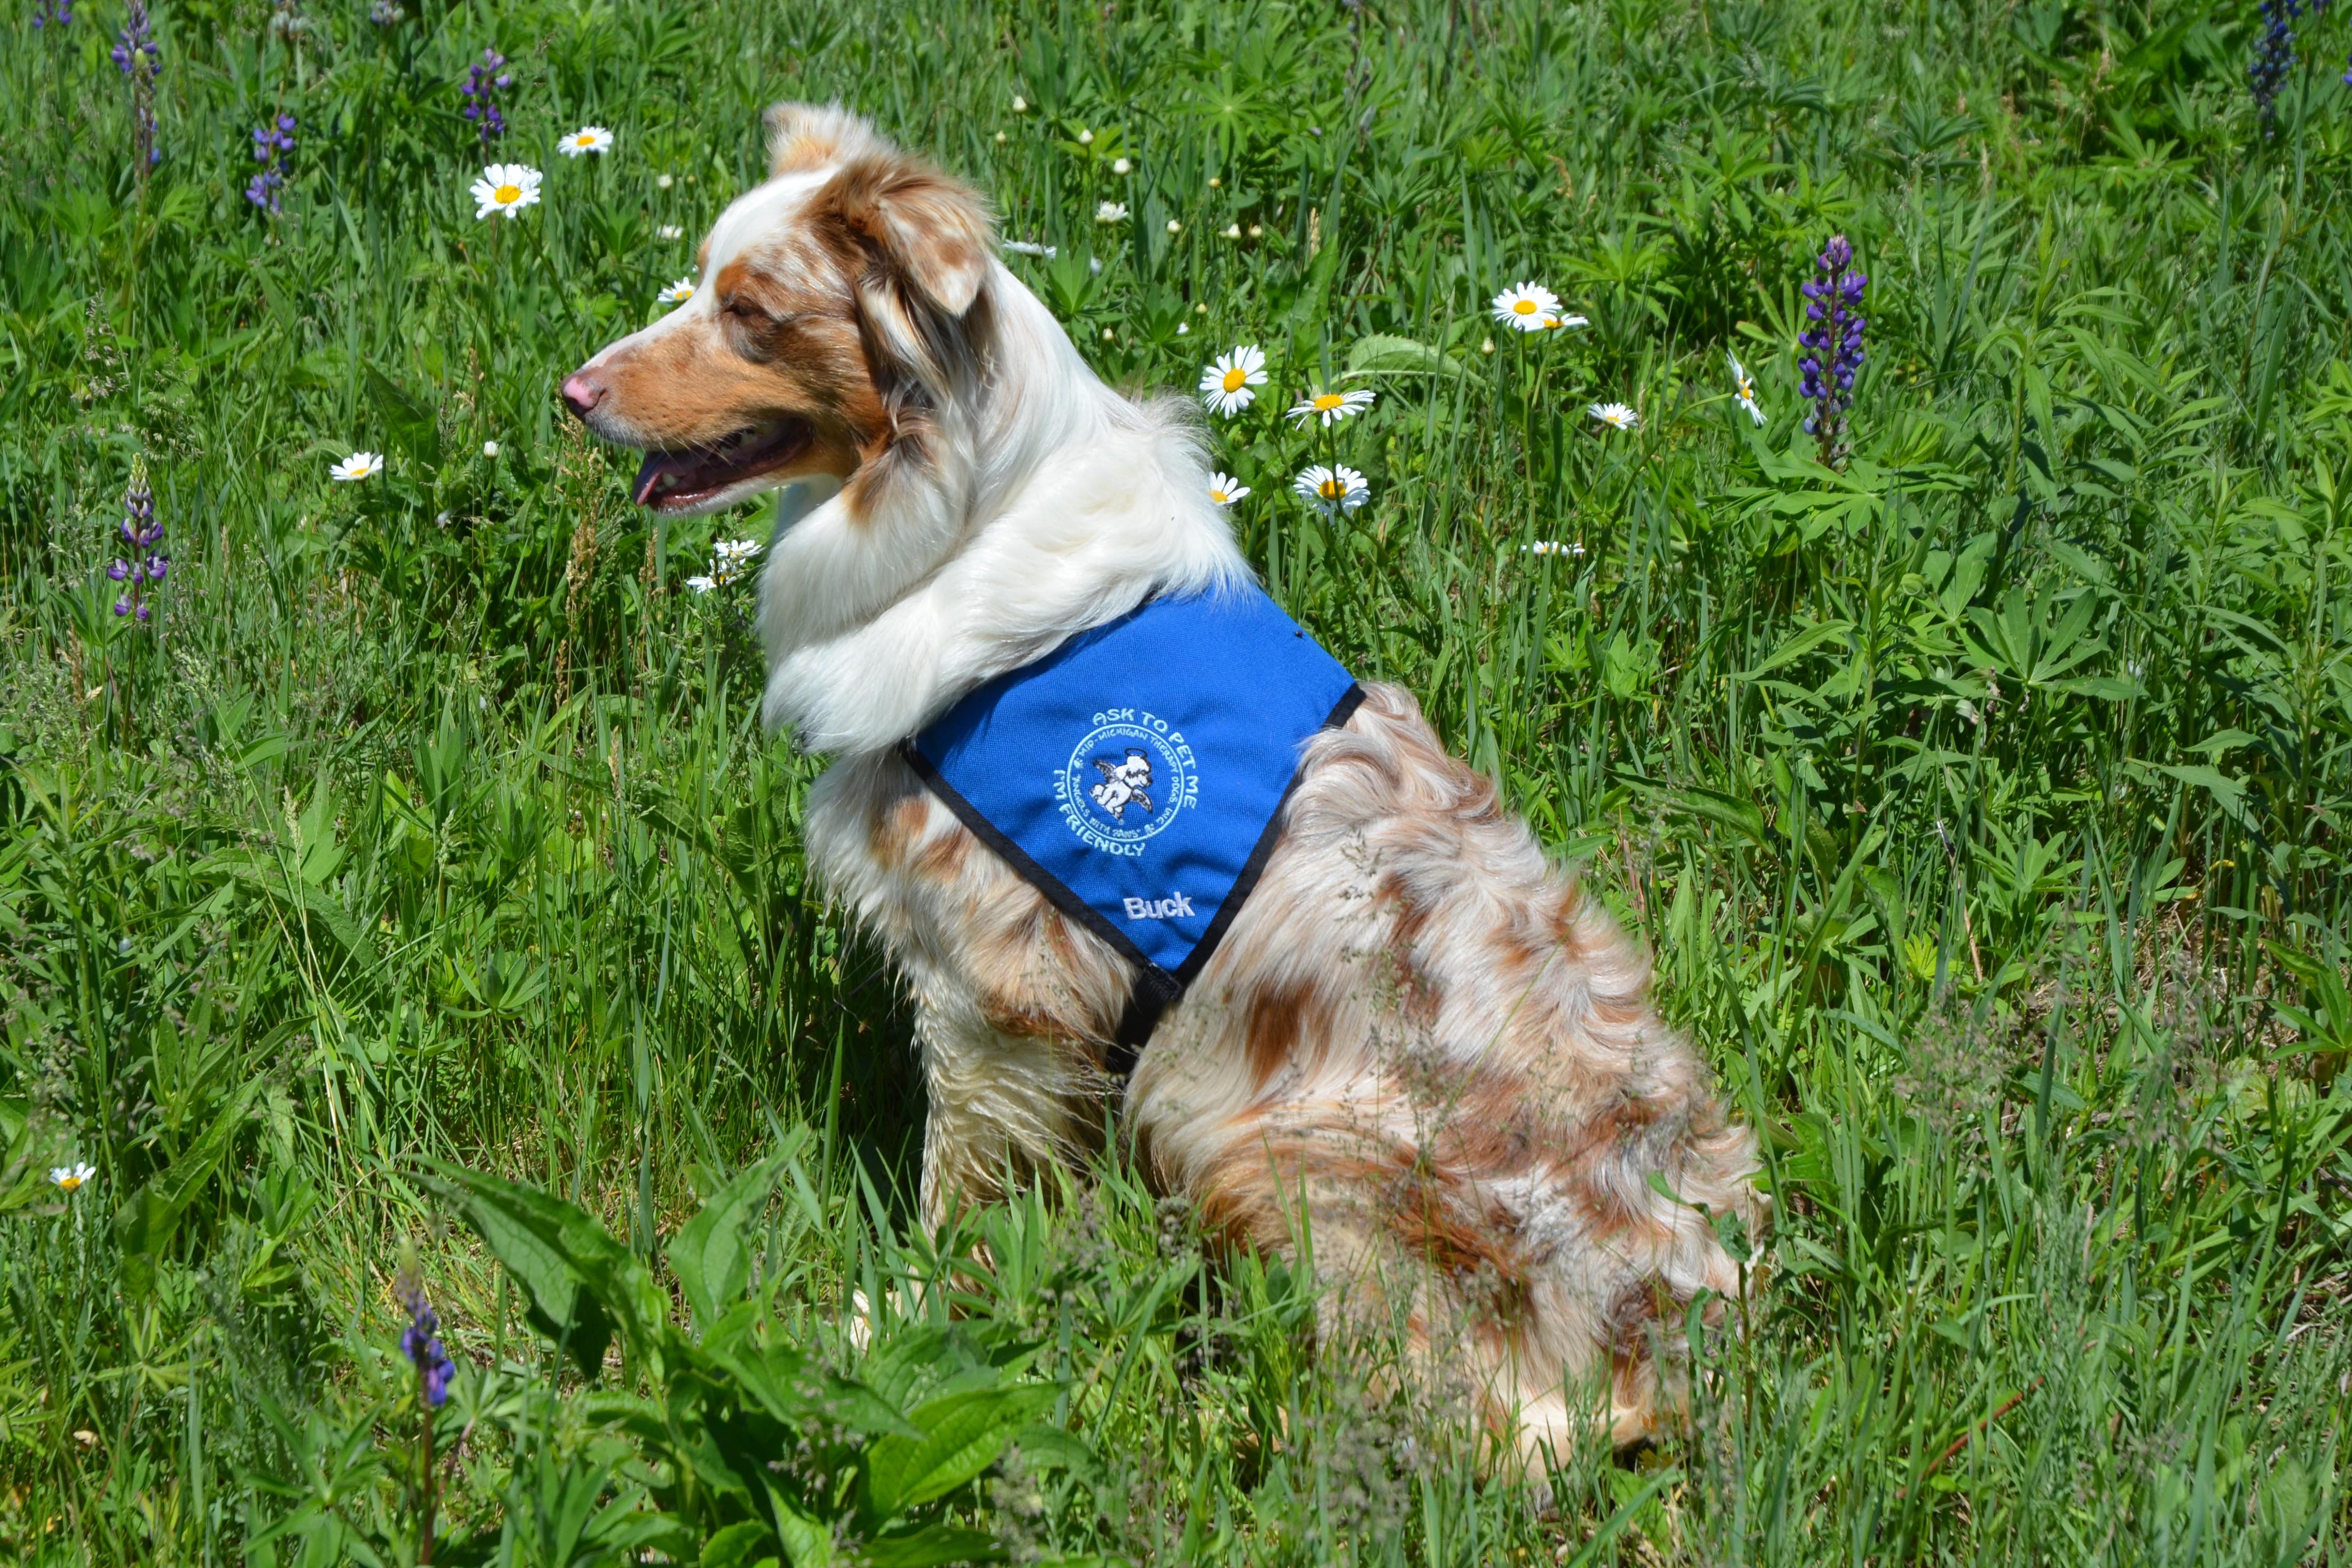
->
xmin=4 ymin=0 xmax=2352 ymax=1561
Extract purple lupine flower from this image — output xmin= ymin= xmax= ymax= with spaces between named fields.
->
xmin=32 ymin=0 xmax=74 ymax=29
xmin=399 ymin=1278 xmax=457 ymax=1407
xmin=112 ymin=0 xmax=162 ymax=171
xmin=2251 ymin=0 xmax=2303 ymax=128
xmin=108 ymin=462 xmax=164 ymax=622
xmin=1798 ymin=234 xmax=1867 ymax=467
xmin=246 ymin=113 xmax=295 ymax=213
xmin=459 ymin=49 xmax=511 ymax=150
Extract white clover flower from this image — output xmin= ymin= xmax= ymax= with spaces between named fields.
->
xmin=557 ymin=126 xmax=613 ymax=157
xmin=330 ymin=451 xmax=385 ymax=482
xmin=1095 ymin=200 xmax=1128 ymax=224
xmin=658 ymin=223 xmax=684 ymax=239
xmin=1112 ymin=156 xmax=1132 ymax=175
xmin=482 ymin=440 xmax=500 ymax=458
xmin=1206 ymin=472 xmax=1249 ymax=506
xmin=1729 ymin=354 xmax=1765 ymax=425
xmin=1077 ymin=128 xmax=1094 ymax=145
xmin=1294 ymin=464 xmax=1369 ymax=515
xmin=1287 ymin=387 xmax=1376 ymax=427
xmin=1223 ymin=223 xmax=1242 ymax=239
xmin=1491 ymin=280 xmax=1562 ymax=331
xmin=1166 ymin=218 xmax=1181 ymax=235
xmin=1011 ymin=95 xmax=1028 ymax=112
xmin=51 ymin=1162 xmax=96 ymax=1193
xmin=994 ymin=131 xmax=1007 ymax=145
xmin=1198 ymin=345 xmax=1267 ymax=416
xmin=1588 ymin=402 xmax=1638 ymax=431
xmin=471 ymin=163 xmax=543 ymax=220
xmin=657 ymin=276 xmax=695 ymax=304
xmin=656 ymin=173 xmax=673 ymax=190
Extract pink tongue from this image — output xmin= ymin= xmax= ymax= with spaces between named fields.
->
xmin=633 ymin=451 xmax=700 ymax=505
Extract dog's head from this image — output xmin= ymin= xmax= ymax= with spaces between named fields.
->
xmin=560 ymin=105 xmax=994 ymax=517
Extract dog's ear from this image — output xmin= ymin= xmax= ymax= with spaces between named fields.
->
xmin=764 ymin=101 xmax=880 ymax=177
xmin=825 ymin=148 xmax=993 ymax=320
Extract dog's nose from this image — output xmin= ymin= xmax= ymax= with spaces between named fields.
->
xmin=560 ymin=371 xmax=603 ymax=417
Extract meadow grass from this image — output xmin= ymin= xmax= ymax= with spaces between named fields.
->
xmin=4 ymin=0 xmax=2352 ymax=1562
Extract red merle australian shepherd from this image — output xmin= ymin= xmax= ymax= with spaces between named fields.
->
xmin=561 ymin=103 xmax=1767 ymax=1471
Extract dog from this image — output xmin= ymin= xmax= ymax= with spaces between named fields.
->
xmin=561 ymin=103 xmax=1767 ymax=1468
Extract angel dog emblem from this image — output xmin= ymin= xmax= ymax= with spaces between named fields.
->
xmin=1089 ymin=748 xmax=1156 ymax=821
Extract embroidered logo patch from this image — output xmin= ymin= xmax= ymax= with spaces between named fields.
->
xmin=1056 ymin=709 xmax=1198 ymax=857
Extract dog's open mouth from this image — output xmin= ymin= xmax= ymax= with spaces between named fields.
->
xmin=632 ymin=418 xmax=812 ymax=511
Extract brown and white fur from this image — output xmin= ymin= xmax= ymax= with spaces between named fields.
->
xmin=562 ymin=104 xmax=1767 ymax=1468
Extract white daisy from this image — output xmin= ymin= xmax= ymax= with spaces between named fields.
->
xmin=1522 ymin=540 xmax=1586 ymax=556
xmin=482 ymin=441 xmax=500 ymax=458
xmin=470 ymin=163 xmax=543 ymax=220
xmin=1541 ymin=312 xmax=1590 ymax=332
xmin=1113 ymin=156 xmax=1132 ymax=175
xmin=1287 ymin=387 xmax=1376 ymax=427
xmin=1095 ymin=200 xmax=1128 ymax=224
xmin=1491 ymin=281 xmax=1562 ymax=331
xmin=658 ymin=224 xmax=683 ymax=240
xmin=1293 ymin=463 xmax=1369 ymax=515
xmin=51 ymin=1162 xmax=96 ymax=1192
xmin=557 ymin=126 xmax=614 ymax=158
xmin=685 ymin=575 xmax=716 ymax=594
xmin=657 ymin=276 xmax=695 ymax=304
xmin=708 ymin=537 xmax=763 ymax=586
xmin=330 ymin=451 xmax=384 ymax=482
xmin=1206 ymin=472 xmax=1249 ymax=506
xmin=1729 ymin=354 xmax=1765 ymax=425
xmin=1588 ymin=402 xmax=1638 ymax=431
xmin=1198 ymin=344 xmax=1267 ymax=416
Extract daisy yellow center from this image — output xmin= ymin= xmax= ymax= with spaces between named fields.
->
xmin=1512 ymin=299 xmax=1539 ymax=315
xmin=1319 ymin=478 xmax=1344 ymax=498
xmin=1222 ymin=367 xmax=1248 ymax=392
xmin=1313 ymin=393 xmax=1344 ymax=412
xmin=495 ymin=184 xmax=522 ymax=204
xmin=576 ymin=135 xmax=594 ymax=146
xmin=1210 ymin=488 xmax=1229 ymax=502
xmin=58 ymin=1175 xmax=82 ymax=1190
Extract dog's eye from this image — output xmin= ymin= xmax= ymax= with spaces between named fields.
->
xmin=722 ymin=296 xmax=772 ymax=324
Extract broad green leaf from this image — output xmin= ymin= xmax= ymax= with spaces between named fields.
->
xmin=1665 ymin=786 xmax=1769 ymax=850
xmin=671 ymin=1138 xmax=801 ymax=1331
xmin=1343 ymin=333 xmax=1468 ymax=382
xmin=428 ymin=1161 xmax=670 ymax=1378
xmin=701 ymin=1520 xmax=779 ymax=1568
xmin=766 ymin=1485 xmax=835 ymax=1568
xmin=861 ymin=1524 xmax=1007 ymax=1567
xmin=115 ymin=1080 xmax=260 ymax=1298
xmin=1735 ymin=619 xmax=1853 ymax=680
xmin=863 ymin=1385 xmax=1062 ymax=1519
xmin=702 ymin=1338 xmax=923 ymax=1440
xmin=2136 ymin=762 xmax=2248 ymax=824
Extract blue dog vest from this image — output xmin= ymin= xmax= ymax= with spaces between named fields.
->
xmin=906 ymin=586 xmax=1361 ymax=1073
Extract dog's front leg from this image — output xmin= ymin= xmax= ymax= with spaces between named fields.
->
xmin=910 ymin=983 xmax=1101 ymax=1230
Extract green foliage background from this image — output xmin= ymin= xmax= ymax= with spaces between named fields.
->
xmin=3 ymin=0 xmax=2351 ymax=1562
